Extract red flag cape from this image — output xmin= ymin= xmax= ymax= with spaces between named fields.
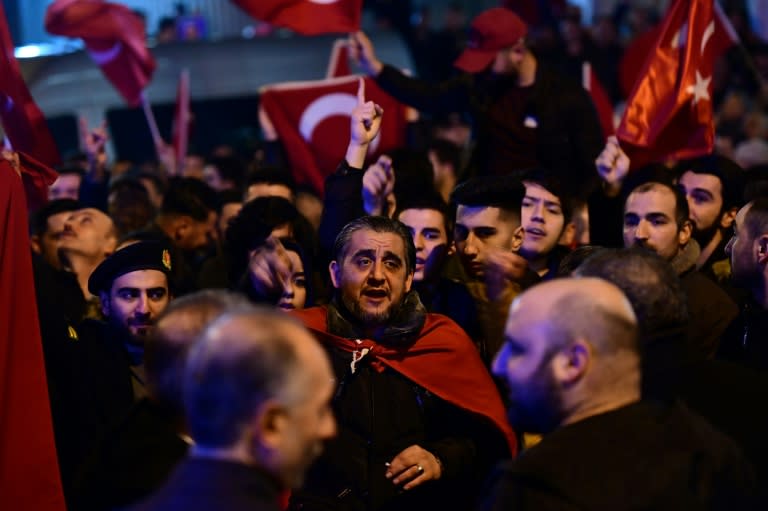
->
xmin=0 ymin=159 xmax=66 ymax=511
xmin=292 ymin=306 xmax=518 ymax=457
xmin=45 ymin=0 xmax=156 ymax=107
xmin=617 ymin=0 xmax=738 ymax=168
xmin=0 ymin=3 xmax=61 ymax=168
xmin=259 ymin=75 xmax=408 ymax=194
xmin=172 ymin=69 xmax=191 ymax=175
xmin=232 ymin=0 xmax=362 ymax=35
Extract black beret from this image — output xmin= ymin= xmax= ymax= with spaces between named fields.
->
xmin=88 ymin=241 xmax=173 ymax=296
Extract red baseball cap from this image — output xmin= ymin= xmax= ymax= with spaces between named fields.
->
xmin=454 ymin=8 xmax=528 ymax=73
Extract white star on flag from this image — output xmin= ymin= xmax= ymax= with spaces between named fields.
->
xmin=686 ymin=71 xmax=711 ymax=105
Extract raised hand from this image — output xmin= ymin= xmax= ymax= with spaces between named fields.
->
xmin=362 ymin=154 xmax=394 ymax=216
xmin=79 ymin=117 xmax=109 ymax=175
xmin=346 ymin=77 xmax=384 ymax=168
xmin=595 ymin=135 xmax=630 ymax=197
xmin=248 ymin=237 xmax=294 ymax=301
xmin=349 ymin=31 xmax=383 ymax=76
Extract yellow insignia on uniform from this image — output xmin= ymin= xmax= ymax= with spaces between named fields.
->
xmin=67 ymin=325 xmax=79 ymax=341
xmin=162 ymin=249 xmax=172 ymax=271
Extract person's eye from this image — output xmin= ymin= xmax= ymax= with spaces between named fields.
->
xmin=651 ymin=219 xmax=667 ymax=226
xmin=546 ymin=206 xmax=562 ymax=215
xmin=454 ymin=226 xmax=468 ymax=242
xmin=521 ymin=200 xmax=533 ymax=208
xmin=356 ymin=258 xmax=372 ymax=268
xmin=148 ymin=290 xmax=167 ymax=300
xmin=294 ymin=277 xmax=307 ymax=288
xmin=424 ymin=232 xmax=441 ymax=241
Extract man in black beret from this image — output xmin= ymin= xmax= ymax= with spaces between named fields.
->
xmin=77 ymin=240 xmax=175 ymax=447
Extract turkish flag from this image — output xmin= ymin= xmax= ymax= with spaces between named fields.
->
xmin=582 ymin=62 xmax=615 ymax=138
xmin=45 ymin=0 xmax=156 ymax=107
xmin=259 ymin=75 xmax=408 ymax=194
xmin=0 ymin=158 xmax=66 ymax=511
xmin=326 ymin=39 xmax=352 ymax=78
xmin=172 ymin=69 xmax=191 ymax=175
xmin=617 ymin=0 xmax=738 ymax=168
xmin=0 ymin=3 xmax=61 ymax=170
xmin=232 ymin=0 xmax=362 ymax=35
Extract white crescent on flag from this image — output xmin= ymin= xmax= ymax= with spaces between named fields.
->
xmin=299 ymin=92 xmax=381 ymax=152
xmin=87 ymin=41 xmax=122 ymax=65
xmin=308 ymin=0 xmax=341 ymax=4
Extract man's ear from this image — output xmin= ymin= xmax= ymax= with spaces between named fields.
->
xmin=254 ymin=400 xmax=288 ymax=451
xmin=404 ymin=270 xmax=414 ymax=293
xmin=720 ymin=207 xmax=738 ymax=230
xmin=678 ymin=220 xmax=693 ymax=246
xmin=757 ymin=235 xmax=768 ymax=265
xmin=100 ymin=292 xmax=111 ymax=314
xmin=328 ymin=261 xmax=341 ymax=289
xmin=558 ymin=222 xmax=576 ymax=247
xmin=446 ymin=240 xmax=456 ymax=256
xmin=173 ymin=216 xmax=192 ymax=243
xmin=551 ymin=340 xmax=590 ymax=386
xmin=30 ymin=234 xmax=42 ymax=255
xmin=511 ymin=226 xmax=524 ymax=252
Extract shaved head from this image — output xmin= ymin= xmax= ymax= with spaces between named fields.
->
xmin=494 ymin=278 xmax=640 ymax=433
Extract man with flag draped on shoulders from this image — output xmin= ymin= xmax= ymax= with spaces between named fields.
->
xmin=247 ymin=85 xmax=515 ymax=511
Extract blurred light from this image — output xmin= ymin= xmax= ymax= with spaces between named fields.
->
xmin=14 ymin=44 xmax=42 ymax=58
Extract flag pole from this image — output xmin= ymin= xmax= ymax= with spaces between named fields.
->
xmin=140 ymin=91 xmax=162 ymax=153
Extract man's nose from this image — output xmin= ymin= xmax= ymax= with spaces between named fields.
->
xmin=634 ymin=220 xmax=650 ymax=240
xmin=462 ymin=232 xmax=479 ymax=255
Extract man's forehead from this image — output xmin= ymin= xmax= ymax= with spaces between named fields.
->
xmin=456 ymin=204 xmax=503 ymax=224
xmin=348 ymin=229 xmax=405 ymax=252
xmin=679 ymin=170 xmax=722 ymax=192
xmin=111 ymin=269 xmax=169 ymax=289
xmin=523 ymin=182 xmax=561 ymax=203
xmin=399 ymin=208 xmax=445 ymax=228
xmin=625 ymin=188 xmax=676 ymax=215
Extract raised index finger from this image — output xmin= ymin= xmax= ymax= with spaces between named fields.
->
xmin=357 ymin=77 xmax=366 ymax=105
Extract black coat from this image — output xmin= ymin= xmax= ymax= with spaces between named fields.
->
xmin=478 ymin=401 xmax=758 ymax=511
xmin=130 ymin=458 xmax=283 ymax=511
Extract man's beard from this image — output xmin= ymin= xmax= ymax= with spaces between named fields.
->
xmin=691 ymin=221 xmax=721 ymax=248
xmin=341 ymin=292 xmax=399 ymax=327
xmin=506 ymin=357 xmax=564 ymax=434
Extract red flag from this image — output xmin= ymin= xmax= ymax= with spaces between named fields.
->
xmin=172 ymin=69 xmax=191 ymax=175
xmin=232 ymin=0 xmax=362 ymax=35
xmin=0 ymin=158 xmax=66 ymax=510
xmin=259 ymin=75 xmax=408 ymax=194
xmin=582 ymin=62 xmax=615 ymax=138
xmin=326 ymin=39 xmax=352 ymax=78
xmin=45 ymin=0 xmax=156 ymax=107
xmin=617 ymin=0 xmax=738 ymax=167
xmin=0 ymin=3 xmax=61 ymax=169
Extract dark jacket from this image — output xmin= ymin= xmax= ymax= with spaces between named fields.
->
xmin=479 ymin=401 xmax=758 ymax=511
xmin=375 ymin=64 xmax=604 ymax=198
xmin=130 ymin=458 xmax=283 ymax=511
xmin=289 ymin=296 xmax=512 ymax=511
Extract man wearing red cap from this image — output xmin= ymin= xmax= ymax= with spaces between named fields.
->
xmin=350 ymin=7 xmax=604 ymax=199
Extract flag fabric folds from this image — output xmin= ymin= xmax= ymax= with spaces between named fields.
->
xmin=232 ymin=0 xmax=362 ymax=35
xmin=0 ymin=3 xmax=61 ymax=169
xmin=582 ymin=62 xmax=615 ymax=138
xmin=617 ymin=0 xmax=738 ymax=167
xmin=259 ymin=75 xmax=408 ymax=194
xmin=326 ymin=39 xmax=352 ymax=78
xmin=0 ymin=156 xmax=66 ymax=511
xmin=45 ymin=0 xmax=156 ymax=107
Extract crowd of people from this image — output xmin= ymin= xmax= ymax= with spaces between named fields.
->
xmin=23 ymin=2 xmax=768 ymax=510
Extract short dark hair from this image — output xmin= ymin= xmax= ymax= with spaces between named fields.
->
xmin=520 ymin=168 xmax=576 ymax=224
xmin=147 ymin=290 xmax=251 ymax=416
xmin=450 ymin=175 xmax=526 ymax=223
xmin=575 ymin=248 xmax=689 ymax=339
xmin=676 ymin=154 xmax=745 ymax=211
xmin=54 ymin=165 xmax=85 ymax=177
xmin=30 ymin=198 xmax=81 ymax=236
xmin=389 ymin=148 xmax=436 ymax=204
xmin=183 ymin=308 xmax=305 ymax=447
xmin=108 ymin=177 xmax=156 ymax=238
xmin=627 ymin=181 xmax=690 ymax=230
xmin=160 ymin=177 xmax=219 ymax=221
xmin=332 ymin=216 xmax=416 ymax=275
xmin=395 ymin=193 xmax=452 ymax=242
xmin=245 ymin=166 xmax=296 ymax=195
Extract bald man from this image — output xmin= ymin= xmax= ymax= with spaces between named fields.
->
xmin=133 ymin=308 xmax=337 ymax=511
xmin=482 ymin=278 xmax=757 ymax=510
